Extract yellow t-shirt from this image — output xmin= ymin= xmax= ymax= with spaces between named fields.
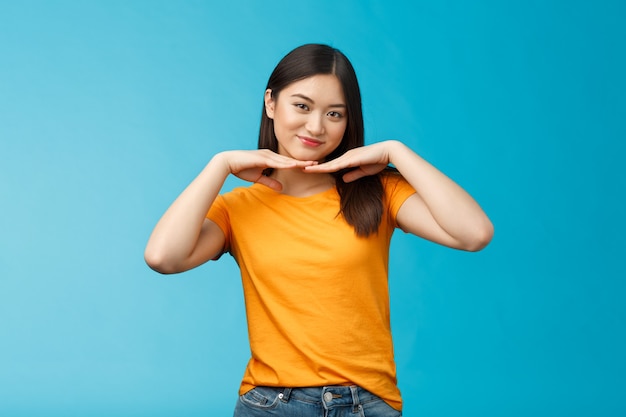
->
xmin=207 ymin=173 xmax=416 ymax=411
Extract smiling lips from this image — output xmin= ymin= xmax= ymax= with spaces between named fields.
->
xmin=298 ymin=135 xmax=323 ymax=147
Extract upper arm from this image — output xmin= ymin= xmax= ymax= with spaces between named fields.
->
xmin=395 ymin=193 xmax=463 ymax=249
xmin=147 ymin=218 xmax=227 ymax=274
xmin=181 ymin=218 xmax=227 ymax=271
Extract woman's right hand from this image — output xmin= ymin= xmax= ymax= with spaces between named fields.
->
xmin=145 ymin=149 xmax=316 ymax=273
xmin=217 ymin=150 xmax=316 ymax=191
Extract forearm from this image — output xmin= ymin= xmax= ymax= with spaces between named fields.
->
xmin=144 ymin=153 xmax=230 ymax=268
xmin=388 ymin=140 xmax=493 ymax=249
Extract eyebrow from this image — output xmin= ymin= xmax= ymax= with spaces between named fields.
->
xmin=290 ymin=93 xmax=346 ymax=108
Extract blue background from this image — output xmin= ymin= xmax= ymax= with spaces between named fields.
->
xmin=1 ymin=1 xmax=624 ymax=416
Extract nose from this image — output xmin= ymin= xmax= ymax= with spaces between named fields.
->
xmin=305 ymin=113 xmax=325 ymax=136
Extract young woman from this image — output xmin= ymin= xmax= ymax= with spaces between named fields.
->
xmin=145 ymin=44 xmax=493 ymax=417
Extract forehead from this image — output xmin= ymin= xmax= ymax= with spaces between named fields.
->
xmin=281 ymin=74 xmax=345 ymax=103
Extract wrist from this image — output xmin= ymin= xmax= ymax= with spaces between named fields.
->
xmin=209 ymin=152 xmax=235 ymax=177
xmin=385 ymin=140 xmax=406 ymax=165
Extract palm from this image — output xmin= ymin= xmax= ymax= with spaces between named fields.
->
xmin=224 ymin=149 xmax=316 ymax=191
xmin=343 ymin=163 xmax=388 ymax=181
xmin=304 ymin=142 xmax=393 ymax=182
xmin=232 ymin=166 xmax=266 ymax=184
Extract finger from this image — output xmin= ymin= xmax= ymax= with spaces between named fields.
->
xmin=343 ymin=163 xmax=388 ymax=182
xmin=255 ymin=175 xmax=283 ymax=191
xmin=342 ymin=168 xmax=366 ymax=183
xmin=266 ymin=155 xmax=318 ymax=169
xmin=304 ymin=158 xmax=355 ymax=173
xmin=287 ymin=159 xmax=318 ymax=168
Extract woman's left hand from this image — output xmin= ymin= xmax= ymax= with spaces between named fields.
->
xmin=303 ymin=140 xmax=398 ymax=182
xmin=306 ymin=139 xmax=494 ymax=251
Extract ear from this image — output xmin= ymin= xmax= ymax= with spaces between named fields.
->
xmin=264 ymin=89 xmax=275 ymax=119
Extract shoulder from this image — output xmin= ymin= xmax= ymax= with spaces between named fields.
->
xmin=220 ymin=183 xmax=269 ymax=203
xmin=380 ymin=169 xmax=403 ymax=186
xmin=208 ymin=184 xmax=270 ymax=228
xmin=380 ymin=170 xmax=414 ymax=195
xmin=379 ymin=170 xmax=416 ymax=218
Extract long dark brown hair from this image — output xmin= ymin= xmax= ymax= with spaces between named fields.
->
xmin=259 ymin=44 xmax=388 ymax=237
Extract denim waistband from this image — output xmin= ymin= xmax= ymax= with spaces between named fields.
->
xmin=279 ymin=385 xmax=377 ymax=409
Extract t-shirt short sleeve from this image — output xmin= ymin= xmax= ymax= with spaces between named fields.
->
xmin=383 ymin=173 xmax=417 ymax=228
xmin=206 ymin=194 xmax=231 ymax=252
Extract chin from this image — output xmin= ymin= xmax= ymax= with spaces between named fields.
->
xmin=290 ymin=150 xmax=328 ymax=162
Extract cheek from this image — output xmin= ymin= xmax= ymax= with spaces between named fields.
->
xmin=273 ymin=108 xmax=300 ymax=133
xmin=329 ymin=122 xmax=348 ymax=141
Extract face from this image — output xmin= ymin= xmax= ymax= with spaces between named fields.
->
xmin=264 ymin=74 xmax=348 ymax=162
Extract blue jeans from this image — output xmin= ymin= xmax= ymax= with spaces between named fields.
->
xmin=233 ymin=385 xmax=402 ymax=417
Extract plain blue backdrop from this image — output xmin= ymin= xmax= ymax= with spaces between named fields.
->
xmin=1 ymin=1 xmax=624 ymax=416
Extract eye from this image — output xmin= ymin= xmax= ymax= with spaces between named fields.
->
xmin=327 ymin=111 xmax=343 ymax=119
xmin=294 ymin=103 xmax=309 ymax=111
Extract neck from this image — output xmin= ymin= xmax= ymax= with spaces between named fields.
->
xmin=270 ymin=168 xmax=335 ymax=197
